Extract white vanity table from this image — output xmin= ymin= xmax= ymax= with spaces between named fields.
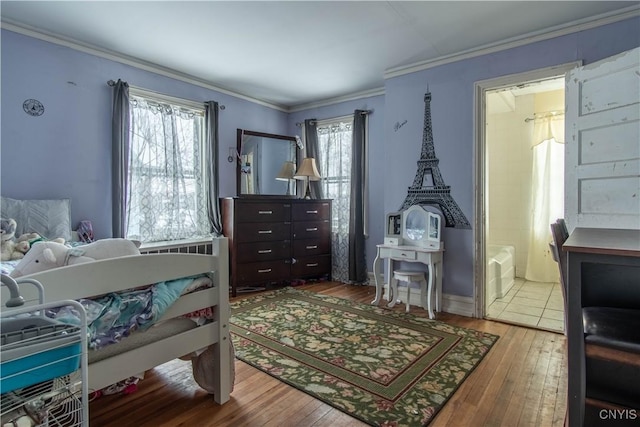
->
xmin=372 ymin=205 xmax=445 ymax=319
xmin=371 ymin=244 xmax=443 ymax=319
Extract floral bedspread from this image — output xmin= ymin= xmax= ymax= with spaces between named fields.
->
xmin=2 ymin=256 xmax=209 ymax=349
xmin=48 ymin=275 xmax=204 ymax=349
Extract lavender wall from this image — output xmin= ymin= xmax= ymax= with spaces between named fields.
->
xmin=0 ymin=30 xmax=289 ymax=239
xmin=287 ymin=95 xmax=386 ymax=274
xmin=2 ymin=16 xmax=638 ymax=299
xmin=381 ymin=17 xmax=640 ymax=297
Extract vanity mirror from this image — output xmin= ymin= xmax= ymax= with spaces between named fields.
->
xmin=236 ymin=129 xmax=299 ymax=197
xmin=402 ymin=205 xmax=443 ymax=250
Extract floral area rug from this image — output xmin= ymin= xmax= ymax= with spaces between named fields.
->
xmin=230 ymin=288 xmax=498 ymax=426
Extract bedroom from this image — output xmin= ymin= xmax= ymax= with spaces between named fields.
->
xmin=1 ymin=1 xmax=639 ymax=426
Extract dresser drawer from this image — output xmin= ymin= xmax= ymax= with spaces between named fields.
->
xmin=236 ymin=241 xmax=291 ymax=263
xmin=292 ymin=201 xmax=331 ymax=221
xmin=291 ymin=255 xmax=331 ymax=278
xmin=292 ymin=238 xmax=330 ymax=257
xmin=389 ymin=248 xmax=417 ymax=261
xmin=237 ymin=222 xmax=291 ymax=243
xmin=222 ymin=197 xmax=332 ymax=297
xmin=236 ymin=260 xmax=290 ymax=284
xmin=235 ymin=202 xmax=291 ymax=223
xmin=292 ymin=220 xmax=331 ymax=240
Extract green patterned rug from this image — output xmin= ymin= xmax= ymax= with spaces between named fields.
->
xmin=230 ymin=288 xmax=498 ymax=426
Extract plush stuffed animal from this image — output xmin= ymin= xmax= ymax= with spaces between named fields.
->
xmin=1 ymin=218 xmax=29 ymax=261
xmin=17 ymin=232 xmax=66 ymax=249
xmin=10 ymin=238 xmax=141 ymax=277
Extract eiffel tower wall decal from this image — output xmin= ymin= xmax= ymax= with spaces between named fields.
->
xmin=400 ymin=92 xmax=471 ymax=229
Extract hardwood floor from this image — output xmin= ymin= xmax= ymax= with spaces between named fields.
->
xmin=89 ymin=282 xmax=567 ymax=426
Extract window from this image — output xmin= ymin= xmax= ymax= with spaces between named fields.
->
xmin=126 ymin=91 xmax=209 ymax=242
xmin=316 ymin=117 xmax=353 ymax=282
xmin=317 ymin=118 xmax=353 ymax=228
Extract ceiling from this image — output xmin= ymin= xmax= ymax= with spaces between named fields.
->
xmin=1 ymin=1 xmax=638 ymax=110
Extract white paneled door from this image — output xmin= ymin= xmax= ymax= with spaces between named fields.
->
xmin=565 ymin=47 xmax=640 ymax=231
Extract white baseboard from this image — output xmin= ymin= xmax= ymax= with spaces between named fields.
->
xmin=366 ymin=272 xmax=475 ymax=318
xmin=441 ymin=293 xmax=475 ymax=317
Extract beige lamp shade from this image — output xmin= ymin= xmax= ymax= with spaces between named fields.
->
xmin=294 ymin=157 xmax=321 ymax=199
xmin=275 ymin=161 xmax=296 ymax=181
xmin=294 ymin=157 xmax=321 ymax=181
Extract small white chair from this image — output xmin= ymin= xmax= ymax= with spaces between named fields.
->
xmin=389 ymin=270 xmax=433 ymax=317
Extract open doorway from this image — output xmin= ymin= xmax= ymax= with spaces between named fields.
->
xmin=474 ymin=62 xmax=580 ymax=333
xmin=484 ymin=79 xmax=564 ymax=332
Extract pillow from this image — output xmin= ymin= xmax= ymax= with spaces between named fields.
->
xmin=1 ymin=197 xmax=72 ymax=242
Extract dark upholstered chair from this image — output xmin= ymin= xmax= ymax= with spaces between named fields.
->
xmin=550 ymin=219 xmax=569 ymax=327
xmin=550 ymin=219 xmax=640 ymax=425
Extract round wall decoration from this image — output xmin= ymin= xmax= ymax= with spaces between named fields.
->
xmin=23 ymin=99 xmax=45 ymax=116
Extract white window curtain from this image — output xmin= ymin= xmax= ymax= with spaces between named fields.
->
xmin=525 ymin=115 xmax=564 ymax=282
xmin=316 ymin=117 xmax=354 ymax=283
xmin=126 ymin=94 xmax=210 ymax=242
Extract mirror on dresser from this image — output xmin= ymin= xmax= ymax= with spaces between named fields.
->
xmin=236 ymin=129 xmax=299 ymax=197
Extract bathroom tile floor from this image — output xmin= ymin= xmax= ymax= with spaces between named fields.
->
xmin=486 ymin=278 xmax=565 ymax=333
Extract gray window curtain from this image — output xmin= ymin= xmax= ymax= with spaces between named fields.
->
xmin=205 ymin=101 xmax=222 ymax=236
xmin=304 ymin=119 xmax=323 ymax=199
xmin=349 ymin=110 xmax=368 ymax=284
xmin=111 ymin=79 xmax=130 ymax=238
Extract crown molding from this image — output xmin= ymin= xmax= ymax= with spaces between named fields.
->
xmin=385 ymin=5 xmax=640 ymax=80
xmin=288 ymin=87 xmax=385 ymax=113
xmin=3 ymin=4 xmax=638 ymax=113
xmin=0 ymin=19 xmax=289 ymax=112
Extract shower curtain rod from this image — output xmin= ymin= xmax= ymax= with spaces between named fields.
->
xmin=295 ymin=110 xmax=372 ymax=127
xmin=524 ymin=110 xmax=564 ymax=123
xmin=106 ymin=80 xmax=225 ymax=110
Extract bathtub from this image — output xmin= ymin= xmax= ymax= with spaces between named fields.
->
xmin=486 ymin=245 xmax=516 ymax=304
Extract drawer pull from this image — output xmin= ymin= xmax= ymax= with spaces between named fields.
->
xmin=258 ymin=268 xmax=272 ymax=273
xmin=306 ymin=210 xmax=318 ymax=214
xmin=306 ymin=227 xmax=318 ymax=232
xmin=401 ymin=253 xmax=407 ymax=257
xmin=258 ymin=249 xmax=272 ymax=254
xmin=258 ymin=210 xmax=273 ymax=215
xmin=258 ymin=230 xmax=273 ymax=234
xmin=306 ymin=263 xmax=319 ymax=267
xmin=306 ymin=245 xmax=318 ymax=250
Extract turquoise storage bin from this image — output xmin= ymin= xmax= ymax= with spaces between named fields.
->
xmin=1 ymin=316 xmax=82 ymax=394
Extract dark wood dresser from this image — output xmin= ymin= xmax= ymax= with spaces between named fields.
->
xmin=221 ymin=197 xmax=332 ymax=296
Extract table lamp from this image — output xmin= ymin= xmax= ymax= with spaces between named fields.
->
xmin=275 ymin=161 xmax=296 ymax=195
xmin=294 ymin=157 xmax=321 ymax=199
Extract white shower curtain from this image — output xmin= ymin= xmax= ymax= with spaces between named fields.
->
xmin=525 ymin=115 xmax=564 ymax=282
